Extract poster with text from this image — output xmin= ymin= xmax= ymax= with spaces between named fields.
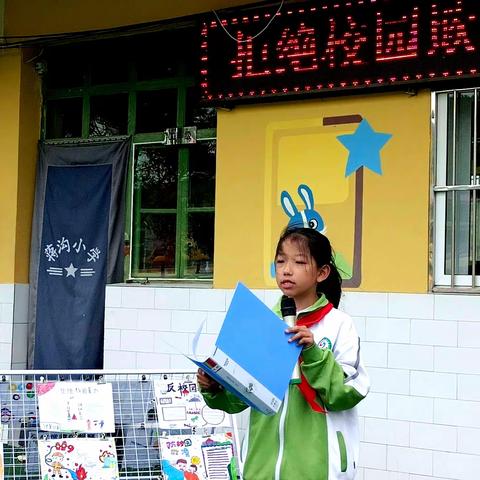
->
xmin=154 ymin=379 xmax=230 ymax=430
xmin=38 ymin=437 xmax=119 ymax=480
xmin=159 ymin=433 xmax=236 ymax=480
xmin=36 ymin=382 xmax=115 ymax=433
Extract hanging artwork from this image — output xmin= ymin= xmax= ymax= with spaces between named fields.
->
xmin=0 ymin=443 xmax=4 ymax=480
xmin=38 ymin=437 xmax=119 ymax=480
xmin=154 ymin=379 xmax=230 ymax=430
xmin=159 ymin=433 xmax=236 ymax=480
xmin=36 ymin=382 xmax=115 ymax=433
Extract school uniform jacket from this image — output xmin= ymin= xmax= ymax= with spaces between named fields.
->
xmin=201 ymin=295 xmax=370 ymax=480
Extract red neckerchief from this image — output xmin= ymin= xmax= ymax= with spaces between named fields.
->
xmin=295 ymin=302 xmax=333 ymax=413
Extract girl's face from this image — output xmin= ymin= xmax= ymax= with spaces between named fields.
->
xmin=275 ymin=238 xmax=329 ymax=311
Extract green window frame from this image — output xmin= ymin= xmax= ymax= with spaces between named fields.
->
xmin=41 ymin=31 xmax=217 ymax=282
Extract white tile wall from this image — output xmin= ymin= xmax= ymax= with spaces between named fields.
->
xmin=104 ymin=286 xmax=480 ymax=480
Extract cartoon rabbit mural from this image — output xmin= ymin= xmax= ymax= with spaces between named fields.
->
xmin=272 ymin=184 xmax=352 ymax=280
xmin=280 ymin=184 xmax=326 ymax=233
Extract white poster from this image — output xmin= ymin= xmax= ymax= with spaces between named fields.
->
xmin=159 ymin=433 xmax=236 ymax=480
xmin=38 ymin=437 xmax=119 ymax=480
xmin=154 ymin=379 xmax=231 ymax=430
xmin=36 ymin=382 xmax=115 ymax=433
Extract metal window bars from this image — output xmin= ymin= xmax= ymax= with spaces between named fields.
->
xmin=434 ymin=88 xmax=480 ymax=289
xmin=0 ymin=369 xmax=240 ymax=480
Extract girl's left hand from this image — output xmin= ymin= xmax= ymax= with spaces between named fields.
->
xmin=286 ymin=325 xmax=315 ymax=348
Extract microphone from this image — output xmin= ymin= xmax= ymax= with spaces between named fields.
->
xmin=281 ymin=296 xmax=301 ymax=384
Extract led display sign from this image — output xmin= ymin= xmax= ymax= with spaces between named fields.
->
xmin=200 ymin=0 xmax=480 ymax=102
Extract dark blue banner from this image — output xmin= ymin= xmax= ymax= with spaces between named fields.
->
xmin=35 ymin=165 xmax=111 ymax=369
xmin=30 ymin=140 xmax=129 ymax=369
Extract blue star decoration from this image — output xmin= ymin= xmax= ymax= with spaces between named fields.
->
xmin=337 ymin=119 xmax=392 ymax=177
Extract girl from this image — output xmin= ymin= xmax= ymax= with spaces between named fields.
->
xmin=198 ymin=228 xmax=369 ymax=480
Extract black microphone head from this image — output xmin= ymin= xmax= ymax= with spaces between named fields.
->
xmin=281 ymin=296 xmax=296 ymax=317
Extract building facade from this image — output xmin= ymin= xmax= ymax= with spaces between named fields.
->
xmin=0 ymin=1 xmax=479 ymax=478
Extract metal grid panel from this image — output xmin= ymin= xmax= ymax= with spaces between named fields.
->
xmin=0 ymin=370 xmax=240 ymax=480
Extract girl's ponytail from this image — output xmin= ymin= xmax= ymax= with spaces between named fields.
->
xmin=317 ymin=257 xmax=342 ymax=308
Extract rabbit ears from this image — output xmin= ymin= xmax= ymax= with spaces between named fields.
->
xmin=280 ymin=184 xmax=315 ymax=218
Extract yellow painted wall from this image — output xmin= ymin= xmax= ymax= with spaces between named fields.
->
xmin=15 ymin=50 xmax=42 ymax=283
xmin=0 ymin=49 xmax=22 ymax=284
xmin=214 ymin=91 xmax=431 ymax=293
xmin=5 ymin=0 xmax=257 ymax=36
xmin=0 ymin=48 xmax=41 ymax=284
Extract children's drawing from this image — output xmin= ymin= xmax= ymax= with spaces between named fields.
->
xmin=159 ymin=433 xmax=236 ymax=480
xmin=36 ymin=382 xmax=115 ymax=433
xmin=154 ymin=379 xmax=230 ymax=430
xmin=38 ymin=438 xmax=119 ymax=480
xmin=0 ymin=443 xmax=4 ymax=480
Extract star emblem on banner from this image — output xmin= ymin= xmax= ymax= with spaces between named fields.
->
xmin=65 ymin=263 xmax=78 ymax=278
xmin=337 ymin=119 xmax=392 ymax=177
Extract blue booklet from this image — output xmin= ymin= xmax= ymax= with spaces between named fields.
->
xmin=190 ymin=282 xmax=302 ymax=415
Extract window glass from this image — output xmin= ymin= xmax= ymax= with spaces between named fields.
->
xmin=189 ymin=141 xmax=216 ymax=207
xmin=186 ymin=88 xmax=217 ymax=129
xmin=90 ymin=94 xmax=128 ymax=136
xmin=134 ymin=145 xmax=178 ymax=209
xmin=136 ymin=90 xmax=177 ymax=133
xmin=90 ymin=43 xmax=129 ymax=85
xmin=46 ymin=98 xmax=83 ymax=138
xmin=186 ymin=212 xmax=214 ymax=277
xmin=136 ymin=213 xmax=177 ymax=277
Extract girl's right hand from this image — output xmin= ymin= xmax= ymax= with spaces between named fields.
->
xmin=197 ymin=368 xmax=222 ymax=392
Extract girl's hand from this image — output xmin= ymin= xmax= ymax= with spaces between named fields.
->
xmin=286 ymin=325 xmax=315 ymax=348
xmin=197 ymin=368 xmax=222 ymax=392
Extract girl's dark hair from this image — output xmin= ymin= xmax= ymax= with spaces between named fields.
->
xmin=275 ymin=227 xmax=342 ymax=308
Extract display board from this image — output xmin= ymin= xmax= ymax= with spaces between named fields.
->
xmin=0 ymin=371 xmax=240 ymax=479
xmin=201 ymin=0 xmax=480 ymax=102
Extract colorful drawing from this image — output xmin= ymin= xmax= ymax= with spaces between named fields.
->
xmin=154 ymin=379 xmax=230 ymax=430
xmin=159 ymin=434 xmax=235 ymax=480
xmin=36 ymin=382 xmax=115 ymax=433
xmin=0 ymin=443 xmax=4 ymax=480
xmin=38 ymin=438 xmax=119 ymax=480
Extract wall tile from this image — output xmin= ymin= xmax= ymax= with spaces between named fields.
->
xmin=388 ymin=394 xmax=434 ymax=423
xmin=457 ymin=427 xmax=480 ymax=455
xmin=120 ymin=330 xmax=155 ymax=352
xmin=388 ymin=293 xmax=434 ymax=319
xmin=435 ymin=399 xmax=480 ymax=428
xmin=411 ymin=320 xmax=457 ymax=346
xmin=387 ymin=446 xmax=432 ymax=475
xmin=363 ymin=342 xmax=388 ymax=367
xmin=388 ymin=344 xmax=434 ymax=371
xmin=364 ymin=418 xmax=409 ymax=447
xmin=366 ymin=317 xmax=410 ymax=344
xmin=458 ymin=322 xmax=480 ymax=348
xmin=435 ymin=347 xmax=480 ymax=375
xmin=121 ymin=286 xmax=155 ymax=309
xmin=104 ymin=329 xmax=121 ymax=350
xmin=434 ymin=295 xmax=480 ymax=321
xmin=0 ymin=284 xmax=14 ymax=303
xmin=342 ymin=292 xmax=388 ymax=317
xmin=137 ymin=309 xmax=172 ymax=331
xmin=359 ymin=443 xmax=387 ymax=469
xmin=410 ymin=422 xmax=457 ymax=451
xmin=433 ymin=451 xmax=480 ymax=480
xmin=105 ymin=285 xmax=122 ymax=307
xmin=190 ymin=289 xmax=226 ymax=311
xmin=105 ymin=308 xmax=138 ymax=330
xmin=103 ymin=350 xmax=136 ymax=369
xmin=410 ymin=371 xmax=457 ymax=399
xmin=136 ymin=352 xmax=171 ymax=370
xmin=458 ymin=374 xmax=480 ymax=401
xmin=369 ymin=367 xmax=410 ymax=395
xmin=155 ymin=332 xmax=189 ymax=355
xmin=172 ymin=310 xmax=209 ymax=333
xmin=357 ymin=393 xmax=387 ymax=418
xmin=155 ymin=288 xmax=190 ymax=310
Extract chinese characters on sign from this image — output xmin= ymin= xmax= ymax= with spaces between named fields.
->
xmin=201 ymin=0 xmax=480 ymax=101
xmin=44 ymin=237 xmax=101 ymax=278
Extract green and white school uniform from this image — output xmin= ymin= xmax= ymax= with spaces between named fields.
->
xmin=201 ymin=295 xmax=370 ymax=480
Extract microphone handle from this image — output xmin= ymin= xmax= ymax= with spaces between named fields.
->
xmin=284 ymin=315 xmax=301 ymax=384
